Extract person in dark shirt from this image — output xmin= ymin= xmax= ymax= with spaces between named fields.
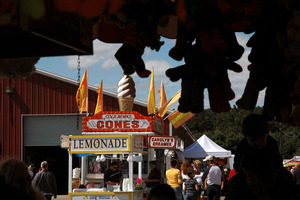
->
xmin=234 ymin=114 xmax=283 ymax=172
xmin=0 ymin=175 xmax=33 ymax=200
xmin=0 ymin=158 xmax=47 ymax=200
xmin=226 ymin=149 xmax=298 ymax=200
xmin=0 ymin=142 xmax=31 ymax=200
xmin=32 ymin=161 xmax=57 ymax=200
xmin=293 ymin=163 xmax=300 ymax=184
xmin=293 ymin=163 xmax=300 ymax=198
xmin=144 ymin=161 xmax=161 ymax=198
xmin=183 ymin=171 xmax=198 ymax=200
xmin=148 ymin=183 xmax=176 ymax=200
xmin=104 ymin=161 xmax=123 ymax=192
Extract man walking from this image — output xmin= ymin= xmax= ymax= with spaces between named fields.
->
xmin=32 ymin=161 xmax=57 ymax=200
xmin=202 ymin=155 xmax=224 ymax=200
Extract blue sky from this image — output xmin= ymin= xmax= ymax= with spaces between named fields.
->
xmin=36 ymin=32 xmax=265 ymax=110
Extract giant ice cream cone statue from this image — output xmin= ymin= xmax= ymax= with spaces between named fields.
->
xmin=117 ymin=75 xmax=136 ymax=111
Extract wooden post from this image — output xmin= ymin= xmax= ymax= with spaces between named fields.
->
xmin=156 ymin=149 xmax=166 ymax=183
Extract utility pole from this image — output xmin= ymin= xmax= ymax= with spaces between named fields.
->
xmin=279 ymin=128 xmax=283 ymax=154
xmin=278 ymin=123 xmax=284 ymax=155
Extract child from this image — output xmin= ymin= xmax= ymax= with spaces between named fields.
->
xmin=183 ymin=171 xmax=199 ymax=200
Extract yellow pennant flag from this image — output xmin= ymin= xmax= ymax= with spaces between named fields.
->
xmin=94 ymin=79 xmax=103 ymax=114
xmin=147 ymin=68 xmax=156 ymax=115
xmin=157 ymin=90 xmax=181 ymax=117
xmin=158 ymin=78 xmax=167 ymax=109
xmin=76 ymin=69 xmax=88 ymax=114
xmin=168 ymin=110 xmax=196 ymax=129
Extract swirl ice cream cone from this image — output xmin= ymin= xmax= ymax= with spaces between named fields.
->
xmin=117 ymin=75 xmax=136 ymax=111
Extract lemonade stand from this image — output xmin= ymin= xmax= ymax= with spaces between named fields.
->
xmin=66 ymin=111 xmax=164 ymax=200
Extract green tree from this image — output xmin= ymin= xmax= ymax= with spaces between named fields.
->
xmin=185 ymin=106 xmax=300 ymax=158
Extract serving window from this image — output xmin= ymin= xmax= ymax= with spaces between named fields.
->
xmin=87 ymin=156 xmax=106 ymax=174
xmin=86 ymin=154 xmax=148 ymax=179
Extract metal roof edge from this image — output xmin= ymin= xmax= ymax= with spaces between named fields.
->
xmin=34 ymin=68 xmax=152 ymax=108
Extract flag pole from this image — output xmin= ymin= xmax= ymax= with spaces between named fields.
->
xmin=101 ymin=78 xmax=103 ymax=111
xmin=159 ymin=78 xmax=163 ymax=108
xmin=86 ymin=67 xmax=88 ymax=117
xmin=82 ymin=67 xmax=88 ymax=185
xmin=182 ymin=123 xmax=195 ymax=140
xmin=163 ymin=109 xmax=177 ymax=121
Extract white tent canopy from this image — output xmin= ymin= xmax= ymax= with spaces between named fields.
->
xmin=183 ymin=134 xmax=231 ymax=158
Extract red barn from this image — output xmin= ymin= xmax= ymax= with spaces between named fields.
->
xmin=0 ymin=68 xmax=194 ymax=194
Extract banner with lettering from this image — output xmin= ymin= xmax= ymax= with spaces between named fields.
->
xmin=69 ymin=135 xmax=131 ymax=154
xmin=82 ymin=111 xmax=164 ymax=135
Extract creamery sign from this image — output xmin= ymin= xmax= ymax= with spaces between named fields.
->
xmin=82 ymin=111 xmax=164 ymax=135
xmin=149 ymin=136 xmax=176 ymax=149
xmin=69 ymin=135 xmax=131 ymax=154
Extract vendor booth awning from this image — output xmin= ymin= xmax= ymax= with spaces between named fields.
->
xmin=283 ymin=158 xmax=295 ymax=165
xmin=183 ymin=134 xmax=231 ymax=158
xmin=283 ymin=156 xmax=300 ymax=167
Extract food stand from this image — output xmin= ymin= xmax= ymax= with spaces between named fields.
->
xmin=66 ymin=111 xmax=164 ymax=200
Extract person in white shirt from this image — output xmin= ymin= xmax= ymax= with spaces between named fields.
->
xmin=193 ymin=160 xmax=205 ymax=200
xmin=181 ymin=159 xmax=193 ymax=198
xmin=201 ymin=155 xmax=224 ymax=200
xmin=193 ymin=160 xmax=204 ymax=200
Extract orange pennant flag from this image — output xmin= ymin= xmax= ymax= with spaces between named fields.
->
xmin=158 ymin=78 xmax=167 ymax=109
xmin=168 ymin=110 xmax=196 ymax=129
xmin=94 ymin=79 xmax=103 ymax=114
xmin=157 ymin=90 xmax=181 ymax=117
xmin=147 ymin=68 xmax=156 ymax=115
xmin=76 ymin=69 xmax=88 ymax=114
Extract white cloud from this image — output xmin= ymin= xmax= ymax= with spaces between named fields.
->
xmin=101 ymin=58 xmax=119 ymax=70
xmin=145 ymin=60 xmax=173 ymax=76
xmin=104 ymin=82 xmax=118 ymax=92
xmin=66 ymin=40 xmax=121 ymax=70
xmin=66 ymin=55 xmax=101 ymax=69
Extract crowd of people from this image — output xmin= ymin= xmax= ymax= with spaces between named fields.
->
xmin=1 ymin=114 xmax=300 ymax=200
xmin=0 ymin=158 xmax=57 ymax=200
xmin=0 ymin=139 xmax=58 ymax=200
xmin=147 ymin=114 xmax=300 ymax=200
xmin=164 ymin=156 xmax=224 ymax=200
